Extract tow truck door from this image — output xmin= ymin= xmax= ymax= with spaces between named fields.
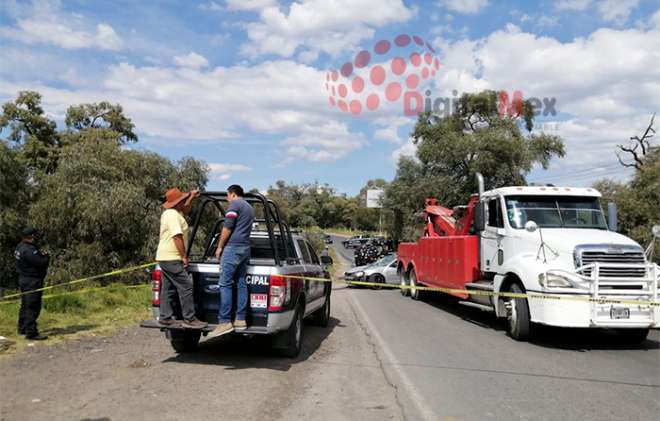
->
xmin=481 ymin=195 xmax=505 ymax=273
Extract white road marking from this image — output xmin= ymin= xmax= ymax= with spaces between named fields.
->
xmin=348 ymin=291 xmax=437 ymax=421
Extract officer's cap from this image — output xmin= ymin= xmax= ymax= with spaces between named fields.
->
xmin=21 ymin=227 xmax=40 ymax=238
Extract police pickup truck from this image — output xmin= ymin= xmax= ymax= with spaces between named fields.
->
xmin=141 ymin=192 xmax=332 ymax=358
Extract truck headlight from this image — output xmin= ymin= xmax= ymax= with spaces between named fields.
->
xmin=538 ymin=273 xmax=577 ymax=288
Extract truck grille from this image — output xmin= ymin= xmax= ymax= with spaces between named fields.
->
xmin=575 ymin=246 xmax=646 ymax=278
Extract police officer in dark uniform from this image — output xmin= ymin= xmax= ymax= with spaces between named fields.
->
xmin=15 ymin=227 xmax=50 ymax=340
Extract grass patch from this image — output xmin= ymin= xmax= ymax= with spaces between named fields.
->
xmin=323 ymin=227 xmax=380 ymax=237
xmin=0 ymin=283 xmax=151 ymax=355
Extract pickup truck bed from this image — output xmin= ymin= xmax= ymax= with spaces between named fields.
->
xmin=141 ymin=192 xmax=332 ymax=357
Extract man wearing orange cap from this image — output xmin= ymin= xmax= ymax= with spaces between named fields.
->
xmin=156 ymin=188 xmax=207 ymax=329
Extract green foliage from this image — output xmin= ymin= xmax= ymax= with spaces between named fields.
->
xmin=0 ymin=91 xmax=60 ymax=173
xmin=28 ymin=131 xmax=207 ymax=285
xmin=0 ymin=91 xmax=209 ymax=289
xmin=0 ymin=284 xmax=151 ymax=345
xmin=0 ymin=140 xmax=29 ymax=290
xmin=385 ymin=90 xmax=566 ymax=241
xmin=65 ymin=101 xmax=137 ymax=144
xmin=265 ymin=179 xmax=389 ymax=233
xmin=595 ymin=149 xmax=660 ymax=262
xmin=302 ymin=226 xmax=325 ymax=254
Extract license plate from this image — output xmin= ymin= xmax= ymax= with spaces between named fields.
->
xmin=610 ymin=307 xmax=630 ymax=319
xmin=250 ymin=294 xmax=267 ymax=309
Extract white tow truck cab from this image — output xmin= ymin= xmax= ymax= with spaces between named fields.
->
xmin=477 ymin=184 xmax=658 ymax=341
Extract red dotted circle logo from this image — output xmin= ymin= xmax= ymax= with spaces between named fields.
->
xmin=325 ymin=34 xmax=440 ymax=115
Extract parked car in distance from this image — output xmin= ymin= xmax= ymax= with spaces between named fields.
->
xmin=342 ymin=235 xmax=371 ymax=249
xmin=344 ymin=254 xmax=398 ymax=289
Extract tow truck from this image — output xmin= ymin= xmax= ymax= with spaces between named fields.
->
xmin=397 ymin=174 xmax=659 ymax=342
xmin=141 ymin=192 xmax=333 ymax=357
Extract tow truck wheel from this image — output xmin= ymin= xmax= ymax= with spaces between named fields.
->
xmin=410 ymin=269 xmax=422 ymax=301
xmin=169 ymin=330 xmax=201 ymax=353
xmin=400 ymin=271 xmax=410 ymax=297
xmin=280 ymin=304 xmax=304 ymax=358
xmin=506 ymin=283 xmax=531 ymax=341
xmin=615 ymin=328 xmax=649 ymax=344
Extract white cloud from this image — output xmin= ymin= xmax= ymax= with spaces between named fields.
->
xmin=208 ymin=163 xmax=251 ymax=181
xmin=430 ymin=24 xmax=660 ymax=185
xmin=0 ymin=14 xmax=122 ymax=51
xmin=596 ymin=0 xmax=639 ymax=25
xmin=199 ymin=1 xmax=224 ymax=11
xmin=438 ymin=0 xmax=488 ymax=14
xmin=174 ymin=52 xmax=209 ymax=69
xmin=241 ymin=0 xmax=414 ymax=59
xmin=652 ymin=9 xmax=660 ymax=29
xmin=282 ymin=121 xmax=365 ymax=162
xmin=226 ymin=0 xmax=278 ymax=11
xmin=537 ymin=15 xmax=559 ymax=28
xmin=391 ymin=138 xmax=417 ymax=162
xmin=373 ymin=116 xmax=412 ymax=143
xmin=555 ymin=0 xmax=592 ymax=11
xmin=0 ymin=58 xmax=366 ymax=163
xmin=554 ymin=0 xmax=640 ymax=25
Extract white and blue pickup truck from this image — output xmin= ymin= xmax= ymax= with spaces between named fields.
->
xmin=141 ymin=192 xmax=333 ymax=357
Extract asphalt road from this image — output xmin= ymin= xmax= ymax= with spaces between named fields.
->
xmin=1 ymin=236 xmax=658 ymax=421
xmin=0 ymin=251 xmax=404 ymax=421
xmin=331 ymin=235 xmax=660 ymax=421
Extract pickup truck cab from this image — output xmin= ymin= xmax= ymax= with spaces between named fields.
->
xmin=141 ymin=192 xmax=332 ymax=357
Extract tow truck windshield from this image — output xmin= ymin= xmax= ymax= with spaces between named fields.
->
xmin=505 ymin=195 xmax=608 ymax=230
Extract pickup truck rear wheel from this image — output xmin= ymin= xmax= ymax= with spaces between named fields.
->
xmin=312 ymin=290 xmax=331 ymax=327
xmin=280 ymin=304 xmax=304 ymax=358
xmin=506 ymin=283 xmax=531 ymax=341
xmin=169 ymin=330 xmax=201 ymax=353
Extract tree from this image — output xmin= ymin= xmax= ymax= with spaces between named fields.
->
xmin=65 ymin=102 xmax=138 ymax=144
xmin=0 ymin=140 xmax=29 ymax=293
xmin=596 ymin=148 xmax=660 ymax=262
xmin=28 ymin=130 xmax=208 ymax=285
xmin=0 ymin=91 xmax=60 ymax=173
xmin=616 ymin=113 xmax=656 ymax=170
xmin=385 ymin=90 xmax=566 ymax=241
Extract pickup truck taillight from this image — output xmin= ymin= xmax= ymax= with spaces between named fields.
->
xmin=268 ymin=275 xmax=290 ymax=312
xmin=151 ymin=268 xmax=162 ymax=306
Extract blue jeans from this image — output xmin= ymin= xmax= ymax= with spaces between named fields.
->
xmin=218 ymin=245 xmax=250 ymax=323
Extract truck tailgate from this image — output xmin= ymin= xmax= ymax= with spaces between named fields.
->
xmin=193 ymin=263 xmax=270 ymax=328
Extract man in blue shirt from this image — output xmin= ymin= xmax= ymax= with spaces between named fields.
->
xmin=210 ymin=185 xmax=255 ymax=337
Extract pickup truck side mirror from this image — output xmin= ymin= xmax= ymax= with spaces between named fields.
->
xmin=473 ymin=202 xmax=485 ymax=232
xmin=320 ymin=255 xmax=333 ymax=265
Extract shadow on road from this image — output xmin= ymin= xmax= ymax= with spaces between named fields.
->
xmin=161 ymin=316 xmax=342 ymax=371
xmin=410 ymin=291 xmax=660 ymax=351
xmin=42 ymin=323 xmax=99 ymax=337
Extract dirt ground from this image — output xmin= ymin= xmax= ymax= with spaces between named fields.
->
xmin=0 ymin=256 xmax=404 ymax=421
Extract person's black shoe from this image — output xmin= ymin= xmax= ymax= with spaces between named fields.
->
xmin=25 ymin=334 xmax=48 ymax=341
xmin=17 ymin=329 xmax=26 ymax=336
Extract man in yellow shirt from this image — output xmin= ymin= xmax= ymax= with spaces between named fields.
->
xmin=156 ymin=188 xmax=207 ymax=329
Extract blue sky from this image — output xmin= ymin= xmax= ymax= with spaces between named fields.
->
xmin=1 ymin=0 xmax=659 ymax=195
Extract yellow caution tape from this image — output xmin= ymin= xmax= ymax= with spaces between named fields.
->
xmin=0 ymin=262 xmax=156 ymax=303
xmin=284 ymin=274 xmax=660 ymax=308
xmin=1 ymin=262 xmax=657 ymax=309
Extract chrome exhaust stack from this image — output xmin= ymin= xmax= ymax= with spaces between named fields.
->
xmin=476 ymin=172 xmax=484 ymax=197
